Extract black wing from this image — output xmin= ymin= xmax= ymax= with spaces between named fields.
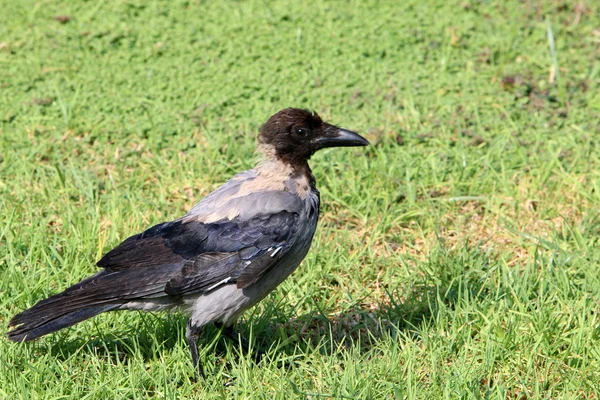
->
xmin=97 ymin=211 xmax=300 ymax=295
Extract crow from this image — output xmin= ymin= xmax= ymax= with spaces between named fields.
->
xmin=7 ymin=108 xmax=369 ymax=377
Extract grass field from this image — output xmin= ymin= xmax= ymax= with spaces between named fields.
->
xmin=1 ymin=0 xmax=599 ymax=398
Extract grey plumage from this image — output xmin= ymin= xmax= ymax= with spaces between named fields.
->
xmin=7 ymin=108 xmax=369 ymax=377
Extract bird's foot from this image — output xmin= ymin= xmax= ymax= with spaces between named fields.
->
xmin=215 ymin=322 xmax=264 ymax=363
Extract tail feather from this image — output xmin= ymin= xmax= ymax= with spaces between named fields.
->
xmin=7 ymin=267 xmax=175 ymax=342
xmin=8 ymin=304 xmax=118 ymax=342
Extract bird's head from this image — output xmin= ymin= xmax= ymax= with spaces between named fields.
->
xmin=258 ymin=108 xmax=369 ymax=165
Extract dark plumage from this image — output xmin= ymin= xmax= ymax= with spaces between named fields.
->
xmin=7 ymin=108 xmax=369 ymax=377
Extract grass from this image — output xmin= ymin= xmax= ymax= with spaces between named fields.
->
xmin=1 ymin=0 xmax=599 ymax=398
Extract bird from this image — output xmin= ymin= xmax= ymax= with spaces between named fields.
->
xmin=7 ymin=108 xmax=369 ymax=377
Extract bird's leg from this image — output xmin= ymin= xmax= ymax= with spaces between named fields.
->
xmin=185 ymin=319 xmax=205 ymax=379
xmin=215 ymin=322 xmax=263 ymax=362
xmin=219 ymin=323 xmax=250 ymax=353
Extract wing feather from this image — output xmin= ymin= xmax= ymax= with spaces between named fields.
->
xmin=95 ymin=211 xmax=300 ymax=296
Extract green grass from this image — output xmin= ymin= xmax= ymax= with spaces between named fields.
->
xmin=1 ymin=0 xmax=599 ymax=398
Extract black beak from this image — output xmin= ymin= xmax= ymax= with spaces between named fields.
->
xmin=315 ymin=127 xmax=370 ymax=149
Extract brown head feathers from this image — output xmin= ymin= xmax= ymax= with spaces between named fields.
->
xmin=258 ymin=108 xmax=369 ymax=167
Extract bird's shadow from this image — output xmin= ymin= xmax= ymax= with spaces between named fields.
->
xmin=249 ymin=286 xmax=439 ymax=357
xmin=247 ymin=251 xmax=491 ymax=358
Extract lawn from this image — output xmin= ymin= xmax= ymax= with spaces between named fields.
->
xmin=1 ymin=0 xmax=599 ymax=398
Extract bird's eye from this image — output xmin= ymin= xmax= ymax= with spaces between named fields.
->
xmin=294 ymin=127 xmax=309 ymax=137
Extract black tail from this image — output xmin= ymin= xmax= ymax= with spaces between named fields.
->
xmin=8 ymin=303 xmax=118 ymax=342
xmin=7 ymin=268 xmax=171 ymax=342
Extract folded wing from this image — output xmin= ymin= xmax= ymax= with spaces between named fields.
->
xmin=97 ymin=211 xmax=300 ymax=295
